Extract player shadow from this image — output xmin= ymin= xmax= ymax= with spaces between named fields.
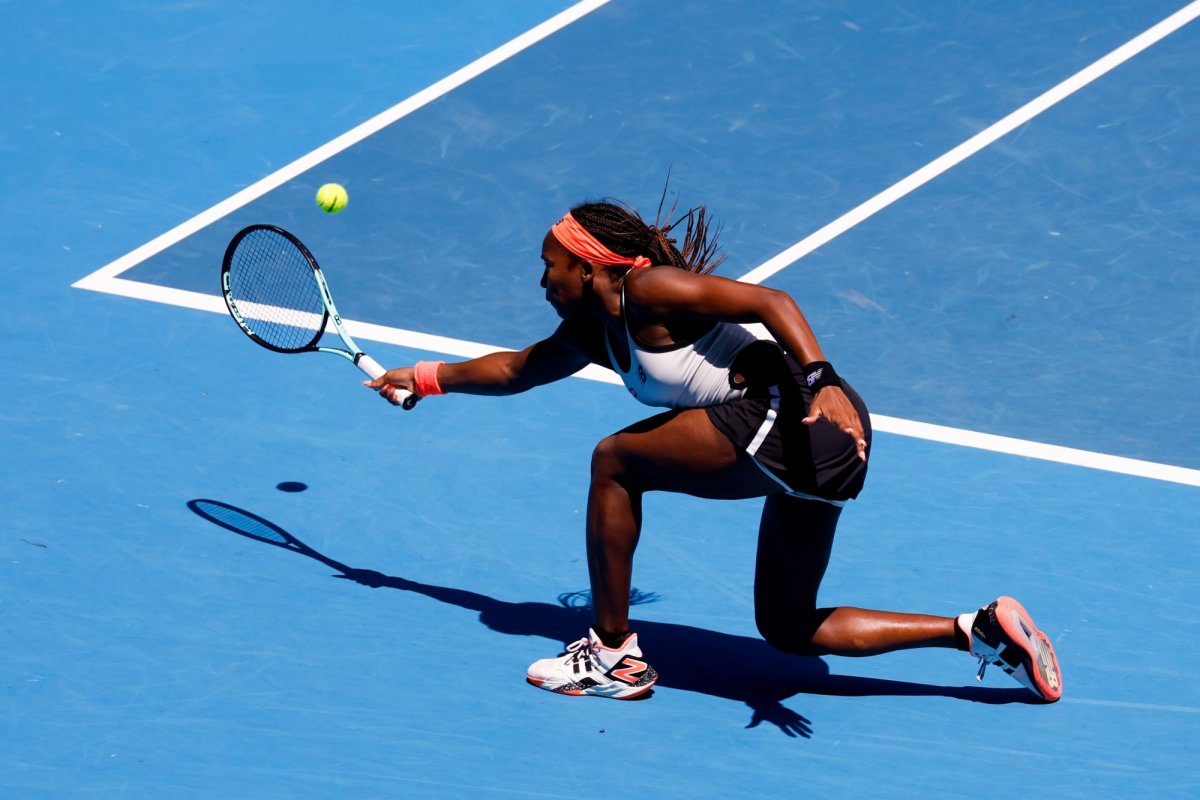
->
xmin=188 ymin=499 xmax=1035 ymax=738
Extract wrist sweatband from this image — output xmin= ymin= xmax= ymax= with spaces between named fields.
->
xmin=413 ymin=360 xmax=446 ymax=397
xmin=803 ymin=361 xmax=840 ymax=392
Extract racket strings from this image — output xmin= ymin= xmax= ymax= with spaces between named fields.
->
xmin=227 ymin=228 xmax=327 ymax=351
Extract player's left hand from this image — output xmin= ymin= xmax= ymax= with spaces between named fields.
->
xmin=803 ymin=386 xmax=868 ymax=462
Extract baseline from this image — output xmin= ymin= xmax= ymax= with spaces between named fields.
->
xmin=83 ymin=273 xmax=1200 ymax=490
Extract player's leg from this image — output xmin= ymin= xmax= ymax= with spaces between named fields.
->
xmin=752 ymin=495 xmax=1064 ymax=701
xmin=585 ymin=407 xmax=780 ymax=636
xmin=753 ymin=494 xmax=957 ymax=656
xmin=526 ymin=408 xmax=778 ymax=699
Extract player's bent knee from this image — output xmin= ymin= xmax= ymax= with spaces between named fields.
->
xmin=760 ymin=629 xmax=819 ymax=656
xmin=755 ymin=612 xmax=823 ymax=656
xmin=590 ymin=434 xmax=629 ymax=482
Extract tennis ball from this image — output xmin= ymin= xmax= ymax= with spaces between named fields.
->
xmin=315 ymin=182 xmax=348 ymax=214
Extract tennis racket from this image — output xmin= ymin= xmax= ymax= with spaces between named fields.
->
xmin=221 ymin=224 xmax=417 ymax=409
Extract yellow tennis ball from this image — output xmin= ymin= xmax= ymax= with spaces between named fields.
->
xmin=315 ymin=183 xmax=348 ymax=214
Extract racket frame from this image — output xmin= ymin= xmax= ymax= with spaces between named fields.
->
xmin=221 ymin=224 xmax=415 ymax=408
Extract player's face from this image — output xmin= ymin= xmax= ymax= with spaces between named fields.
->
xmin=540 ymin=232 xmax=587 ymax=319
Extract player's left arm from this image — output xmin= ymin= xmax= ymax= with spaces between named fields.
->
xmin=626 ymin=268 xmax=867 ymax=459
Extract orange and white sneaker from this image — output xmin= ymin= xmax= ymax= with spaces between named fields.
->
xmin=959 ymin=596 xmax=1063 ymax=702
xmin=526 ymin=629 xmax=658 ymax=700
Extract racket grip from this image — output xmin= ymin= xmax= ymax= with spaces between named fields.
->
xmin=356 ymin=354 xmax=418 ymax=410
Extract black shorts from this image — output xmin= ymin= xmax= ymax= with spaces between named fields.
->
xmin=705 ymin=356 xmax=871 ymax=503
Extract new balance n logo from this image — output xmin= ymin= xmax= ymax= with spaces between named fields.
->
xmin=606 ymin=656 xmax=649 ymax=685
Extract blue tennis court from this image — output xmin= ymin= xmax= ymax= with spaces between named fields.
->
xmin=5 ymin=1 xmax=1199 ymax=797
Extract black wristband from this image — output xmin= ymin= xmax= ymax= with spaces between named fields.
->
xmin=803 ymin=361 xmax=840 ymax=392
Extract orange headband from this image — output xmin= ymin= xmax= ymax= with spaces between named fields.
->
xmin=550 ymin=212 xmax=652 ymax=270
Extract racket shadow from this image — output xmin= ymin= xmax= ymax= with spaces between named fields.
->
xmin=187 ymin=499 xmax=1035 ymax=737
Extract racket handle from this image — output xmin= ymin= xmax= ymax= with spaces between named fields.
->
xmin=356 ymin=354 xmax=418 ymax=410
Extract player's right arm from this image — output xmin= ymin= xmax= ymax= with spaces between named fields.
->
xmin=437 ymin=318 xmax=601 ymax=396
xmin=364 ymin=318 xmax=605 ymax=401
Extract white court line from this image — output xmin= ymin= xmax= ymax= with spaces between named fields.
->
xmin=71 ymin=1 xmax=1200 ymax=490
xmin=96 ymin=277 xmax=1200 ymax=489
xmin=1064 ymin=698 xmax=1200 ymax=715
xmin=737 ymin=0 xmax=1200 ymax=285
xmin=869 ymin=415 xmax=1200 ymax=488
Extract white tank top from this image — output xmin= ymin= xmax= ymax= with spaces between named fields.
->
xmin=604 ymin=297 xmax=774 ymax=408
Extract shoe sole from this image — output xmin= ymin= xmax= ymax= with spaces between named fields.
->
xmin=526 ymin=675 xmax=657 ymax=700
xmin=994 ymin=596 xmax=1063 ymax=702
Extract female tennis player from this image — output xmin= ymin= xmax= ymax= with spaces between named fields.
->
xmin=365 ymin=198 xmax=1063 ymax=703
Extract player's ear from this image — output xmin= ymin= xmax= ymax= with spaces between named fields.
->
xmin=578 ymin=260 xmax=594 ymax=280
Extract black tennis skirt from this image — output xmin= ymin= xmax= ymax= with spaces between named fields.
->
xmin=705 ymin=355 xmax=871 ymax=503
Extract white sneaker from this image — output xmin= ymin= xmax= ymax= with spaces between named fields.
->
xmin=526 ymin=628 xmax=658 ymax=699
xmin=959 ymin=596 xmax=1063 ymax=702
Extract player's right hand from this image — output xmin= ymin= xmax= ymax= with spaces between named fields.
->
xmin=364 ymin=367 xmax=416 ymax=405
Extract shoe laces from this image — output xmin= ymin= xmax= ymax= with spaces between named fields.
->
xmin=974 ymin=641 xmax=1008 ymax=682
xmin=564 ymin=637 xmax=598 ymax=670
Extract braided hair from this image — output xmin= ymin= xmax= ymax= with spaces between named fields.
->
xmin=570 ymin=196 xmax=726 ymax=276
